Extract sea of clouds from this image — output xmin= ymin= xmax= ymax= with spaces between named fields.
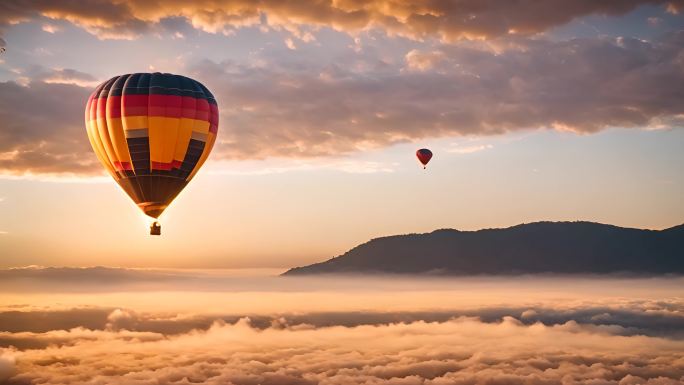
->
xmin=1 ymin=268 xmax=683 ymax=384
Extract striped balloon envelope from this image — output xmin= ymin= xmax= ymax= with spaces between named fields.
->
xmin=85 ymin=73 xmax=218 ymax=227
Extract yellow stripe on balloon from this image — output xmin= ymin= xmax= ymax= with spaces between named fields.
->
xmin=85 ymin=98 xmax=115 ymax=176
xmin=165 ymin=115 xmax=181 ymax=167
xmin=86 ymin=121 xmax=117 ymax=177
xmin=187 ymin=131 xmax=216 ymax=180
xmin=105 ymin=112 xmax=133 ymax=166
xmin=94 ymin=98 xmax=120 ymax=176
xmin=174 ymin=118 xmax=194 ymax=164
xmin=148 ymin=116 xmax=179 ymax=164
xmin=192 ymin=118 xmax=210 ymax=134
xmin=120 ymin=116 xmax=148 ymax=131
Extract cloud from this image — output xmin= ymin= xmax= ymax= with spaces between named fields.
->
xmin=284 ymin=37 xmax=297 ymax=50
xmin=40 ymin=23 xmax=61 ymax=33
xmin=0 ymin=0 xmax=151 ymax=41
xmin=405 ymin=50 xmax=446 ymax=71
xmin=3 ymin=303 xmax=684 ymax=340
xmin=0 ymin=266 xmax=188 ymax=286
xmin=0 ymin=0 xmax=682 ymax=44
xmin=11 ymin=65 xmax=101 ymax=87
xmin=447 ymin=144 xmax=493 ymax=154
xmin=0 ymin=74 xmax=102 ymax=176
xmin=2 ymin=31 xmax=683 ymax=176
xmin=2 ymin=268 xmax=684 ymax=339
xmin=648 ymin=16 xmax=664 ymax=26
xmin=194 ymin=32 xmax=684 ymax=160
xmin=2 ymin=315 xmax=684 ymax=384
xmin=35 ymin=69 xmax=99 ymax=87
xmin=0 ymin=351 xmax=15 ymax=382
xmin=2 ymin=272 xmax=684 ymax=384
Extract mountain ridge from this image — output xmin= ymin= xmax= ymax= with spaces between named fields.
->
xmin=283 ymin=221 xmax=684 ymax=276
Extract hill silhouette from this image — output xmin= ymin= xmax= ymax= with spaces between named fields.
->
xmin=283 ymin=221 xmax=684 ymax=276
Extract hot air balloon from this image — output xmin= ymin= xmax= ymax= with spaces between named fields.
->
xmin=85 ymin=73 xmax=218 ymax=235
xmin=416 ymin=148 xmax=433 ymax=169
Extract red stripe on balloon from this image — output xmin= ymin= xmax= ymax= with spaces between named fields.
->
xmin=106 ymin=96 xmax=122 ymax=118
xmin=209 ymin=104 xmax=219 ymax=133
xmin=113 ymin=161 xmax=133 ymax=171
xmin=122 ymin=94 xmax=149 ymax=107
xmin=151 ymin=161 xmax=173 ymax=170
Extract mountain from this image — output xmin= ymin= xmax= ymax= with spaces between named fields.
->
xmin=283 ymin=221 xmax=684 ymax=276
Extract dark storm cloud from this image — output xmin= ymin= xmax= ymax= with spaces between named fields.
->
xmin=0 ymin=0 xmax=683 ymax=42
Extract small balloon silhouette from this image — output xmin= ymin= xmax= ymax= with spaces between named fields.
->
xmin=416 ymin=148 xmax=433 ymax=169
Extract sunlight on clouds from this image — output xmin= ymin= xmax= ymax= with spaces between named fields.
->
xmin=41 ymin=24 xmax=61 ymax=34
xmin=3 ymin=0 xmax=677 ymax=44
xmin=284 ymin=37 xmax=296 ymax=50
xmin=666 ymin=3 xmax=681 ymax=14
xmin=1 ymin=272 xmax=683 ymax=383
xmin=447 ymin=144 xmax=493 ymax=154
xmin=2 ymin=306 xmax=684 ymax=384
xmin=405 ymin=49 xmax=445 ymax=71
xmin=0 ymin=351 xmax=15 ymax=382
xmin=0 ymin=151 xmax=18 ymax=161
xmin=42 ymin=74 xmax=99 ymax=88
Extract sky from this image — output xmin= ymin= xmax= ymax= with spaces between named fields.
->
xmin=1 ymin=1 xmax=683 ymax=268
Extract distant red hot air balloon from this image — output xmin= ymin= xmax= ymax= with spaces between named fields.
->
xmin=416 ymin=149 xmax=433 ymax=169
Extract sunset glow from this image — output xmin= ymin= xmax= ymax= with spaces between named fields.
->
xmin=1 ymin=1 xmax=683 ymax=384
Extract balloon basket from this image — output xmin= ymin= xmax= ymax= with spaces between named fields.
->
xmin=150 ymin=221 xmax=161 ymax=236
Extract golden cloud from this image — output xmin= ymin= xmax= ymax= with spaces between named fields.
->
xmin=2 ymin=314 xmax=684 ymax=384
xmin=1 ymin=270 xmax=683 ymax=383
xmin=1 ymin=0 xmax=683 ymax=42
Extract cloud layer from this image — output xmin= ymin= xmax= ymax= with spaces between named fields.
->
xmin=1 ymin=271 xmax=683 ymax=384
xmin=199 ymin=32 xmax=684 ymax=160
xmin=2 ymin=312 xmax=684 ymax=384
xmin=1 ymin=2 xmax=683 ymax=176
xmin=1 ymin=0 xmax=681 ymax=43
xmin=4 ymin=30 xmax=683 ymax=175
